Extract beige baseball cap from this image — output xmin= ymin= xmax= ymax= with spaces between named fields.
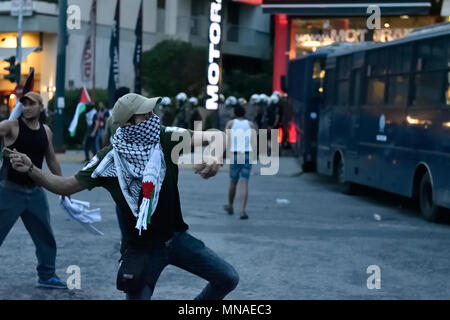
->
xmin=111 ymin=93 xmax=161 ymax=127
xmin=20 ymin=92 xmax=43 ymax=106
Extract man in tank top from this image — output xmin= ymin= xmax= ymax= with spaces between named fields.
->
xmin=224 ymin=106 xmax=257 ymax=220
xmin=0 ymin=92 xmax=67 ymax=289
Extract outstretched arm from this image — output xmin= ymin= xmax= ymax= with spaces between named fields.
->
xmin=8 ymin=151 xmax=85 ymax=196
xmin=191 ymin=129 xmax=226 ymax=179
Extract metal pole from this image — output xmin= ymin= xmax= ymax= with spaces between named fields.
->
xmin=92 ymin=0 xmax=96 ymax=103
xmin=16 ymin=0 xmax=23 ymax=84
xmin=53 ymin=0 xmax=67 ymax=152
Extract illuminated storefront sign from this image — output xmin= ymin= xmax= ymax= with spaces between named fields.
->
xmin=206 ymin=0 xmax=223 ymax=110
xmin=296 ymin=28 xmax=412 ymax=45
xmin=290 ymin=16 xmax=437 ymax=57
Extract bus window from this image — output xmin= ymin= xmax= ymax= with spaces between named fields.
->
xmin=337 ymin=80 xmax=350 ymax=106
xmin=337 ymin=55 xmax=351 ymax=106
xmin=312 ymin=59 xmax=326 ymax=80
xmin=312 ymin=59 xmax=326 ymax=98
xmin=352 ymin=69 xmax=362 ymax=106
xmin=338 ymin=56 xmax=351 ymax=80
xmin=367 ymin=49 xmax=388 ymax=106
xmin=401 ymin=45 xmax=413 ymax=73
xmin=389 ymin=46 xmax=402 ymax=75
xmin=447 ymin=35 xmax=450 ymax=68
xmin=367 ymin=78 xmax=386 ymax=106
xmin=446 ymin=72 xmax=450 ymax=106
xmin=388 ymin=75 xmax=409 ymax=107
xmin=369 ymin=48 xmax=389 ymax=77
xmin=413 ymin=72 xmax=444 ymax=108
xmin=325 ymin=69 xmax=336 ymax=106
xmin=418 ymin=38 xmax=446 ymax=71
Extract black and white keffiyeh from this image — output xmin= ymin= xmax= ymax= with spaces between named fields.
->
xmin=91 ymin=115 xmax=166 ymax=234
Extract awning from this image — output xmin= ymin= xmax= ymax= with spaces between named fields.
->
xmin=0 ymin=47 xmax=38 ymax=62
xmin=262 ymin=1 xmax=432 ymax=16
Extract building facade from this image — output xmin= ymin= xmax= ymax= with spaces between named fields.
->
xmin=0 ymin=0 xmax=271 ymax=109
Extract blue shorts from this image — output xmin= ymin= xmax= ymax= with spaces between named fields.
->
xmin=229 ymin=153 xmax=252 ymax=182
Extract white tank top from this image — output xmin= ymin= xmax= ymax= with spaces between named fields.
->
xmin=230 ymin=119 xmax=253 ymax=153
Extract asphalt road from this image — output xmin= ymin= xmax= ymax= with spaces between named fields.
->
xmin=0 ymin=157 xmax=449 ymax=300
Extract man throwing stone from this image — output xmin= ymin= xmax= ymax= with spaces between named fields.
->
xmin=8 ymin=93 xmax=239 ymax=300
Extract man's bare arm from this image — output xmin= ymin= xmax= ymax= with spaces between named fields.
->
xmin=44 ymin=125 xmax=63 ymax=176
xmin=9 ymin=152 xmax=85 ymax=196
xmin=30 ymin=170 xmax=84 ymax=196
xmin=0 ymin=120 xmax=12 ymax=137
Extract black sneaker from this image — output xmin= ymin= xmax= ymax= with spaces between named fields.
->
xmin=37 ymin=276 xmax=67 ymax=289
xmin=224 ymin=205 xmax=234 ymax=215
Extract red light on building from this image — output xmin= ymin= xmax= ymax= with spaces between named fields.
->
xmin=278 ymin=14 xmax=288 ymax=25
xmin=234 ymin=0 xmax=262 ymax=5
xmin=278 ymin=127 xmax=283 ymax=144
xmin=287 ymin=121 xmax=297 ymax=143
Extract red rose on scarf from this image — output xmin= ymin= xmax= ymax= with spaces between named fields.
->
xmin=142 ymin=181 xmax=155 ymax=199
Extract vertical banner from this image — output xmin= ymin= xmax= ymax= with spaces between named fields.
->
xmin=81 ymin=0 xmax=97 ymax=85
xmin=108 ymin=0 xmax=120 ymax=109
xmin=133 ymin=0 xmax=143 ymax=94
xmin=205 ymin=0 xmax=223 ymax=110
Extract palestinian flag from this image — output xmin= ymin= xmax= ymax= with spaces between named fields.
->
xmin=8 ymin=67 xmax=35 ymax=121
xmin=68 ymin=86 xmax=91 ymax=137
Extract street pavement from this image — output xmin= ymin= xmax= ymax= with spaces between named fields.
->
xmin=0 ymin=154 xmax=449 ymax=300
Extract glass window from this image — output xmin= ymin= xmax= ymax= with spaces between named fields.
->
xmin=446 ymin=72 xmax=450 ymax=106
xmin=401 ymin=45 xmax=413 ymax=73
xmin=389 ymin=46 xmax=402 ymax=75
xmin=447 ymin=35 xmax=450 ymax=69
xmin=418 ymin=39 xmax=446 ymax=71
xmin=391 ymin=45 xmax=413 ymax=74
xmin=413 ymin=72 xmax=444 ymax=108
xmin=368 ymin=49 xmax=389 ymax=77
xmin=377 ymin=49 xmax=389 ymax=76
xmin=367 ymin=78 xmax=386 ymax=106
xmin=368 ymin=50 xmax=377 ymax=76
xmin=325 ymin=69 xmax=336 ymax=105
xmin=337 ymin=80 xmax=349 ymax=106
xmin=312 ymin=59 xmax=326 ymax=79
xmin=352 ymin=69 xmax=362 ymax=106
xmin=338 ymin=56 xmax=351 ymax=80
xmin=191 ymin=0 xmax=205 ymax=16
xmin=157 ymin=0 xmax=166 ymax=9
xmin=388 ymin=76 xmax=409 ymax=107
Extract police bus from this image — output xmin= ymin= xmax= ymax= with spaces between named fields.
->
xmin=317 ymin=23 xmax=450 ymax=222
xmin=287 ymin=44 xmax=362 ymax=171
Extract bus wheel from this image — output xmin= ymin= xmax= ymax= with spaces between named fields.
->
xmin=419 ymin=172 xmax=442 ymax=222
xmin=334 ymin=156 xmax=355 ymax=195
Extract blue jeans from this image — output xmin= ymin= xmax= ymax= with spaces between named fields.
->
xmin=84 ymin=134 xmax=97 ymax=161
xmin=230 ymin=152 xmax=252 ymax=182
xmin=95 ymin=128 xmax=105 ymax=151
xmin=125 ymin=231 xmax=239 ymax=300
xmin=0 ymin=181 xmax=57 ymax=280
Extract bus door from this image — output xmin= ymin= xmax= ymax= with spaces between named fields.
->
xmin=380 ymin=44 xmax=413 ymax=195
xmin=359 ymin=49 xmax=386 ymax=189
xmin=347 ymin=52 xmax=364 ymax=171
xmin=316 ymin=58 xmax=336 ymax=175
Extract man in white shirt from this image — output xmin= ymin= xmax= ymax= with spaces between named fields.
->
xmin=224 ymin=106 xmax=257 ymax=220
